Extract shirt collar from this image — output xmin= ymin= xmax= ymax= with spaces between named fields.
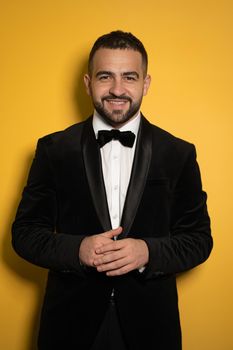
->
xmin=92 ymin=110 xmax=141 ymax=139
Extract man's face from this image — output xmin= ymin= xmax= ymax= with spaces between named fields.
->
xmin=84 ymin=48 xmax=151 ymax=127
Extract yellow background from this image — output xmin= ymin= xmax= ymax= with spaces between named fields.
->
xmin=1 ymin=1 xmax=232 ymax=349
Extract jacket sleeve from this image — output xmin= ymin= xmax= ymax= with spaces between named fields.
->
xmin=12 ymin=138 xmax=86 ymax=276
xmin=142 ymin=145 xmax=213 ymax=279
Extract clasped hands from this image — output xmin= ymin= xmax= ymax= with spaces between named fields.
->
xmin=79 ymin=227 xmax=149 ymax=276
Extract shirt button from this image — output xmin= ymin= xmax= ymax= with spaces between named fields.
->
xmin=113 ymin=214 xmax=118 ymax=219
xmin=114 ymin=185 xmax=118 ymax=190
xmin=113 ymin=155 xmax=118 ymax=160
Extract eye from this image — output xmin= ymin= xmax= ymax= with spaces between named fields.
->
xmin=124 ymin=76 xmax=137 ymax=81
xmin=99 ymin=75 xmax=111 ymax=81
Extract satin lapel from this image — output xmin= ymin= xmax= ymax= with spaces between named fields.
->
xmin=120 ymin=116 xmax=152 ymax=238
xmin=82 ymin=117 xmax=112 ymax=232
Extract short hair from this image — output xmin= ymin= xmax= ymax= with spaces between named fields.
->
xmin=88 ymin=30 xmax=148 ymax=75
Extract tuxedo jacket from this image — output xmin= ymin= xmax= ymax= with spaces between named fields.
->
xmin=12 ymin=115 xmax=212 ymax=350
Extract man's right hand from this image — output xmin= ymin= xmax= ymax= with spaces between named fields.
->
xmin=79 ymin=227 xmax=122 ymax=267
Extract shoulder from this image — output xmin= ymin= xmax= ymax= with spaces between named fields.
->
xmin=37 ymin=117 xmax=92 ymax=149
xmin=142 ymin=115 xmax=195 ymax=156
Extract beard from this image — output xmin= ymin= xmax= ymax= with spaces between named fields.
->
xmin=92 ymin=94 xmax=142 ymax=127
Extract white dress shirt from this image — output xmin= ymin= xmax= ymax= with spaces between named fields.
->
xmin=92 ymin=110 xmax=140 ymax=229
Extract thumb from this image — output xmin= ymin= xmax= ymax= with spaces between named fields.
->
xmin=102 ymin=226 xmax=123 ymax=239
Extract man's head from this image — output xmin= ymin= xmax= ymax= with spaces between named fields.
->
xmin=84 ymin=30 xmax=151 ymax=127
xmin=88 ymin=30 xmax=148 ymax=77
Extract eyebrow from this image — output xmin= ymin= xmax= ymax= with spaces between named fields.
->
xmin=95 ymin=71 xmax=140 ymax=79
xmin=95 ymin=71 xmax=113 ymax=77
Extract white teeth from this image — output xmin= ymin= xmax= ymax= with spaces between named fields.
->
xmin=107 ymin=100 xmax=127 ymax=105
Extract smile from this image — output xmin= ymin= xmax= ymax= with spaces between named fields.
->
xmin=105 ymin=99 xmax=129 ymax=105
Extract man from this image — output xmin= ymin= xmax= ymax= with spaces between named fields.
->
xmin=12 ymin=31 xmax=213 ymax=350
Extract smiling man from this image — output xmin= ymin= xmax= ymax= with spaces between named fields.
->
xmin=84 ymin=47 xmax=150 ymax=127
xmin=12 ymin=31 xmax=213 ymax=350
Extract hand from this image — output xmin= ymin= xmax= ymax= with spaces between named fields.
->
xmin=79 ymin=227 xmax=122 ymax=267
xmin=93 ymin=238 xmax=149 ymax=276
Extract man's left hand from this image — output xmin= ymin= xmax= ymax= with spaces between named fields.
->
xmin=93 ymin=238 xmax=149 ymax=276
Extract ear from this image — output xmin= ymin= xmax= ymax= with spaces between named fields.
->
xmin=84 ymin=74 xmax=91 ymax=96
xmin=143 ymin=74 xmax=151 ymax=96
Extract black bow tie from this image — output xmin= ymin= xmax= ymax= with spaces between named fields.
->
xmin=97 ymin=129 xmax=135 ymax=148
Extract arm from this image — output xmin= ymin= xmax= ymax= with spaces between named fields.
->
xmin=12 ymin=138 xmax=86 ymax=275
xmin=143 ymin=145 xmax=213 ymax=278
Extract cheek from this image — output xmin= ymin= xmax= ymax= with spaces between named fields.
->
xmin=91 ymin=84 xmax=109 ymax=100
xmin=132 ymin=87 xmax=145 ymax=100
xmin=130 ymin=82 xmax=146 ymax=97
xmin=125 ymin=86 xmax=139 ymax=98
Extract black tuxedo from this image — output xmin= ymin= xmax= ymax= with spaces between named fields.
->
xmin=12 ymin=115 xmax=212 ymax=349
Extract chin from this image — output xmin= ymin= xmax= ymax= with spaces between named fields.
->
xmin=106 ymin=112 xmax=132 ymax=126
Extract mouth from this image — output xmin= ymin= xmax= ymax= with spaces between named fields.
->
xmin=106 ymin=99 xmax=128 ymax=105
xmin=103 ymin=97 xmax=131 ymax=109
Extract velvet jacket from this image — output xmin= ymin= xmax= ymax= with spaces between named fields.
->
xmin=12 ymin=115 xmax=213 ymax=350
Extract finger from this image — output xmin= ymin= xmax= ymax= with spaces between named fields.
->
xmin=93 ymin=250 xmax=124 ymax=266
xmin=106 ymin=263 xmax=134 ymax=276
xmin=101 ymin=226 xmax=123 ymax=239
xmin=95 ymin=240 xmax=124 ymax=254
xmin=96 ymin=257 xmax=129 ymax=272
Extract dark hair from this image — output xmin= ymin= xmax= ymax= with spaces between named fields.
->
xmin=88 ymin=30 xmax=148 ymax=75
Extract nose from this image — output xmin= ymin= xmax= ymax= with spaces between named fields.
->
xmin=109 ymin=78 xmax=126 ymax=96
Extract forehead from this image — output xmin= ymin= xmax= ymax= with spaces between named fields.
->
xmin=91 ymin=48 xmax=144 ymax=74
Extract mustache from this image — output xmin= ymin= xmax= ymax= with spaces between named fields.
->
xmin=102 ymin=95 xmax=132 ymax=103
